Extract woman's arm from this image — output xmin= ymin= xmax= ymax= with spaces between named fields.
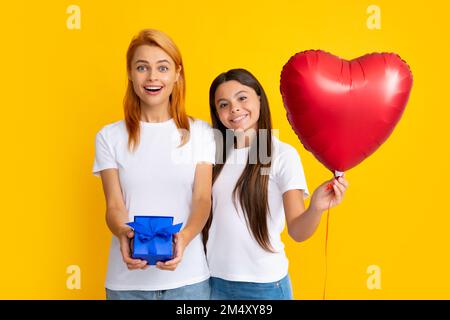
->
xmin=100 ymin=169 xmax=148 ymax=270
xmin=283 ymin=177 xmax=349 ymax=242
xmin=181 ymin=162 xmax=213 ymax=244
xmin=157 ymin=162 xmax=213 ymax=271
xmin=100 ymin=169 xmax=128 ymax=237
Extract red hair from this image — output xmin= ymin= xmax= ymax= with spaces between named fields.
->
xmin=124 ymin=29 xmax=190 ymax=150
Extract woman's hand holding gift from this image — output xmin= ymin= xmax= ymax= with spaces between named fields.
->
xmin=119 ymin=226 xmax=148 ymax=270
xmin=156 ymin=230 xmax=189 ymax=271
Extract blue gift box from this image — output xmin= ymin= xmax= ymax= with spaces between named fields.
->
xmin=126 ymin=216 xmax=183 ymax=265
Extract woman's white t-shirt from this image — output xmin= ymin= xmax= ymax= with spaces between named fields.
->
xmin=206 ymin=136 xmax=309 ymax=283
xmin=93 ymin=118 xmax=215 ymax=291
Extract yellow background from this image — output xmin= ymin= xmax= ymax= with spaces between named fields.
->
xmin=1 ymin=0 xmax=449 ymax=299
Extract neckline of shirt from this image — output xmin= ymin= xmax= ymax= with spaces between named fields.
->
xmin=140 ymin=118 xmax=174 ymax=128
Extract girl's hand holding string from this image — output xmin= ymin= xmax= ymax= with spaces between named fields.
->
xmin=310 ymin=175 xmax=349 ymax=213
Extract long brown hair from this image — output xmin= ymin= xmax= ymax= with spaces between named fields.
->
xmin=203 ymin=69 xmax=274 ymax=252
xmin=124 ymin=29 xmax=190 ymax=151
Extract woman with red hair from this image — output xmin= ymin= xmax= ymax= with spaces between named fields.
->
xmin=93 ymin=29 xmax=214 ymax=300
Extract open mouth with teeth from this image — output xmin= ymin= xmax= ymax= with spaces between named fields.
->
xmin=144 ymin=86 xmax=163 ymax=94
xmin=231 ymin=114 xmax=249 ymax=123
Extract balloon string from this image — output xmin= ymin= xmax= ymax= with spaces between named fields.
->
xmin=323 ymin=197 xmax=333 ymax=300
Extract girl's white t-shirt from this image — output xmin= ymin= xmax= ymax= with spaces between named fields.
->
xmin=93 ymin=118 xmax=215 ymax=291
xmin=206 ymin=136 xmax=309 ymax=283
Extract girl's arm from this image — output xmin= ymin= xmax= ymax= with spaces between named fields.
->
xmin=283 ymin=177 xmax=349 ymax=242
xmin=100 ymin=168 xmax=148 ymax=270
xmin=157 ymin=162 xmax=213 ymax=271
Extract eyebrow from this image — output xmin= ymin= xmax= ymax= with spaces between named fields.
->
xmin=134 ymin=59 xmax=171 ymax=65
xmin=216 ymin=90 xmax=249 ymax=103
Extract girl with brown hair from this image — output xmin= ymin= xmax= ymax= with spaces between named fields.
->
xmin=205 ymin=68 xmax=349 ymax=300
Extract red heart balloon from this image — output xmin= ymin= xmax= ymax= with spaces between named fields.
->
xmin=280 ymin=50 xmax=413 ymax=173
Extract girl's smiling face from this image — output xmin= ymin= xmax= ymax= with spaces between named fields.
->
xmin=129 ymin=45 xmax=180 ymax=109
xmin=214 ymin=80 xmax=260 ymax=132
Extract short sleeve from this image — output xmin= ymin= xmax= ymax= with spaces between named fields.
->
xmin=274 ymin=145 xmax=309 ymax=198
xmin=192 ymin=120 xmax=216 ymax=165
xmin=92 ymin=129 xmax=118 ymax=177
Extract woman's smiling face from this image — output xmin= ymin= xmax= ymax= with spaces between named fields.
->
xmin=129 ymin=45 xmax=180 ymax=109
xmin=214 ymin=80 xmax=260 ymax=132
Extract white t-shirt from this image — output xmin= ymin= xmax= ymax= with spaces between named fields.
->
xmin=93 ymin=117 xmax=215 ymax=291
xmin=206 ymin=136 xmax=309 ymax=283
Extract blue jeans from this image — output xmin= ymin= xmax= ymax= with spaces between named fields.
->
xmin=105 ymin=279 xmax=210 ymax=300
xmin=210 ymin=275 xmax=293 ymax=300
